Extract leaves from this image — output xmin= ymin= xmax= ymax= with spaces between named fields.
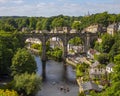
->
xmin=11 ymin=48 xmax=37 ymax=76
xmin=13 ymin=72 xmax=41 ymax=95
xmin=0 ymin=89 xmax=19 ymax=96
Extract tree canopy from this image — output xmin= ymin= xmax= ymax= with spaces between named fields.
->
xmin=0 ymin=12 xmax=120 ymax=32
xmin=13 ymin=72 xmax=41 ymax=95
xmin=11 ymin=48 xmax=37 ymax=76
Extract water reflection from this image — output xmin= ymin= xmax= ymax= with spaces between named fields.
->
xmin=34 ymin=55 xmax=79 ymax=96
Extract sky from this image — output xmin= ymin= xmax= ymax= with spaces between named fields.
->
xmin=0 ymin=0 xmax=120 ymax=17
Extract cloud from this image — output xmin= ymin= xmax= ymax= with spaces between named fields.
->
xmin=12 ymin=0 xmax=24 ymax=4
xmin=0 ymin=1 xmax=120 ymax=16
xmin=0 ymin=0 xmax=24 ymax=4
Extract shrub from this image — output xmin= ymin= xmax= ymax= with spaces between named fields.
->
xmin=0 ymin=89 xmax=19 ymax=96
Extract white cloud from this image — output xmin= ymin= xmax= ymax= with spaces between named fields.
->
xmin=12 ymin=0 xmax=24 ymax=4
xmin=0 ymin=1 xmax=120 ymax=16
xmin=0 ymin=0 xmax=24 ymax=4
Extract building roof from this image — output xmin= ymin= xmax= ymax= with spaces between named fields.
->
xmin=81 ymin=81 xmax=102 ymax=92
xmin=107 ymin=23 xmax=117 ymax=29
xmin=90 ymin=61 xmax=100 ymax=68
xmin=106 ymin=63 xmax=114 ymax=68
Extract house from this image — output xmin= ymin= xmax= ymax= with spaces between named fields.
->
xmin=106 ymin=63 xmax=114 ymax=73
xmin=81 ymin=81 xmax=102 ymax=93
xmin=89 ymin=61 xmax=106 ymax=79
xmin=107 ymin=23 xmax=118 ymax=35
xmin=70 ymin=29 xmax=77 ymax=33
xmin=63 ymin=27 xmax=71 ymax=33
xmin=117 ymin=23 xmax=120 ymax=31
xmin=102 ymin=27 xmax=107 ymax=32
xmin=54 ymin=27 xmax=71 ymax=33
xmin=97 ymin=38 xmax=102 ymax=43
xmin=68 ymin=45 xmax=83 ymax=54
xmin=87 ymin=49 xmax=100 ymax=59
xmin=21 ymin=27 xmax=29 ymax=32
xmin=85 ymin=24 xmax=102 ymax=33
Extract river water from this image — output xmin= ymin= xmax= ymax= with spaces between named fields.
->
xmin=34 ymin=55 xmax=79 ymax=96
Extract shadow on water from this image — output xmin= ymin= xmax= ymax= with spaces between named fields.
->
xmin=34 ymin=55 xmax=79 ymax=96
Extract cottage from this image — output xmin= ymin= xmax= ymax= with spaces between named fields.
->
xmin=63 ymin=27 xmax=71 ymax=33
xmin=87 ymin=49 xmax=100 ymax=59
xmin=117 ymin=23 xmax=120 ymax=31
xmin=81 ymin=81 xmax=102 ymax=93
xmin=89 ymin=61 xmax=106 ymax=79
xmin=85 ymin=24 xmax=102 ymax=33
xmin=70 ymin=29 xmax=77 ymax=33
xmin=107 ymin=23 xmax=118 ymax=35
xmin=21 ymin=27 xmax=29 ymax=32
xmin=106 ymin=63 xmax=114 ymax=73
xmin=54 ymin=27 xmax=71 ymax=33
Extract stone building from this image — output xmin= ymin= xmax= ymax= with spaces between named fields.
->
xmin=117 ymin=23 xmax=120 ymax=31
xmin=106 ymin=63 xmax=114 ymax=73
xmin=21 ymin=27 xmax=29 ymax=32
xmin=89 ymin=61 xmax=106 ymax=79
xmin=85 ymin=24 xmax=102 ymax=33
xmin=107 ymin=23 xmax=118 ymax=35
xmin=54 ymin=27 xmax=71 ymax=33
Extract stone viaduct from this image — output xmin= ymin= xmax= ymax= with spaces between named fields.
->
xmin=22 ymin=32 xmax=98 ymax=79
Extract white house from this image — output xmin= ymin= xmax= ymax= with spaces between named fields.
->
xmin=89 ymin=61 xmax=106 ymax=79
xmin=106 ymin=63 xmax=114 ymax=73
xmin=107 ymin=23 xmax=118 ymax=35
xmin=117 ymin=23 xmax=120 ymax=31
xmin=87 ymin=49 xmax=100 ymax=59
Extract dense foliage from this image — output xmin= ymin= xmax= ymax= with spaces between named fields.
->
xmin=47 ymin=47 xmax=63 ymax=60
xmin=94 ymin=32 xmax=120 ymax=63
xmin=76 ymin=63 xmax=89 ymax=78
xmin=0 ymin=31 xmax=23 ymax=75
xmin=13 ymin=72 xmax=41 ymax=96
xmin=0 ymin=12 xmax=120 ymax=32
xmin=31 ymin=43 xmax=42 ymax=54
xmin=69 ymin=37 xmax=83 ymax=46
xmin=11 ymin=48 xmax=37 ymax=76
xmin=91 ymin=54 xmax=120 ymax=96
xmin=0 ymin=89 xmax=19 ymax=96
xmin=31 ymin=42 xmax=63 ymax=60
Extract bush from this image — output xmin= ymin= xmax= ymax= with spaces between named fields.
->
xmin=11 ymin=48 xmax=37 ymax=76
xmin=0 ymin=89 xmax=19 ymax=96
xmin=13 ymin=72 xmax=41 ymax=96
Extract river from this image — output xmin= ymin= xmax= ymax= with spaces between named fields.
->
xmin=34 ymin=55 xmax=79 ymax=96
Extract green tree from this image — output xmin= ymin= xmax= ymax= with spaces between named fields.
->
xmin=13 ymin=72 xmax=41 ymax=95
xmin=109 ymin=41 xmax=120 ymax=61
xmin=0 ymin=89 xmax=19 ymax=96
xmin=52 ymin=17 xmax=68 ymax=28
xmin=95 ymin=12 xmax=109 ymax=26
xmin=36 ymin=21 xmax=42 ymax=30
xmin=0 ymin=32 xmax=22 ymax=75
xmin=29 ymin=17 xmax=37 ymax=30
xmin=72 ymin=21 xmax=81 ymax=30
xmin=101 ymin=34 xmax=114 ymax=53
xmin=11 ymin=48 xmax=37 ymax=76
xmin=76 ymin=64 xmax=85 ymax=77
xmin=69 ymin=37 xmax=82 ymax=46
xmin=94 ymin=53 xmax=109 ymax=65
xmin=93 ymin=54 xmax=120 ymax=96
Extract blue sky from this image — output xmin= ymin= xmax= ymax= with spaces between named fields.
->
xmin=0 ymin=0 xmax=120 ymax=17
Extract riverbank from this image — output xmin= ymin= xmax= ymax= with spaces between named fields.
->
xmin=66 ymin=58 xmax=77 ymax=67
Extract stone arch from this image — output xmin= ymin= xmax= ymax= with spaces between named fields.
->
xmin=45 ymin=34 xmax=65 ymax=44
xmin=25 ymin=37 xmax=42 ymax=44
xmin=67 ymin=35 xmax=85 ymax=55
xmin=46 ymin=36 xmax=63 ymax=49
